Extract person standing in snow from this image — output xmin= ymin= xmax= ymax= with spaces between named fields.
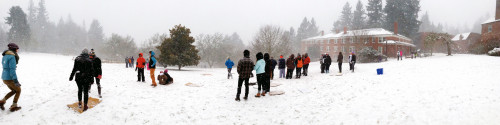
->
xmin=0 ymin=43 xmax=22 ymax=112
xmin=158 ymin=69 xmax=173 ymax=85
xmin=270 ymin=57 xmax=277 ymax=80
xmin=337 ymin=52 xmax=343 ymax=73
xmin=263 ymin=53 xmax=272 ymax=96
xmin=135 ymin=53 xmax=146 ymax=82
xmin=89 ymin=52 xmax=103 ymax=98
xmin=131 ymin=56 xmax=135 ymax=68
xmin=349 ymin=52 xmax=357 ymax=72
xmin=295 ymin=53 xmax=303 ymax=79
xmin=235 ymin=50 xmax=254 ymax=101
xmin=69 ymin=49 xmax=95 ymax=112
xmin=125 ymin=57 xmax=129 ymax=68
xmin=278 ymin=55 xmax=286 ymax=79
xmin=325 ymin=54 xmax=332 ymax=73
xmin=397 ymin=50 xmax=400 ymax=61
xmin=225 ymin=58 xmax=234 ymax=79
xmin=254 ymin=52 xmax=266 ymax=97
xmin=149 ymin=51 xmax=157 ymax=87
xmin=400 ymin=51 xmax=403 ymax=60
xmin=286 ymin=54 xmax=295 ymax=79
xmin=320 ymin=54 xmax=326 ymax=73
xmin=302 ymin=53 xmax=310 ymax=76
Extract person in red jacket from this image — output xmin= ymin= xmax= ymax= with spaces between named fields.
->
xmin=135 ymin=53 xmax=146 ymax=82
xmin=302 ymin=53 xmax=311 ymax=76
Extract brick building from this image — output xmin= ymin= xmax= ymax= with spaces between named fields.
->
xmin=451 ymin=32 xmax=481 ymax=53
xmin=481 ymin=0 xmax=500 ymax=42
xmin=301 ymin=28 xmax=415 ymax=58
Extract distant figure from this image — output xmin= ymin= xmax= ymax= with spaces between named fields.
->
xmin=302 ymin=53 xmax=310 ymax=76
xmin=270 ymin=57 xmax=277 ymax=80
xmin=158 ymin=69 xmax=173 ymax=85
xmin=337 ymin=52 xmax=343 ymax=73
xmin=125 ymin=57 xmax=129 ymax=68
xmin=69 ymin=49 xmax=95 ymax=112
xmin=295 ymin=53 xmax=303 ymax=79
xmin=0 ymin=43 xmax=22 ymax=112
xmin=320 ymin=54 xmax=326 ymax=73
xmin=397 ymin=50 xmax=400 ymax=61
xmin=400 ymin=51 xmax=403 ymax=60
xmin=235 ymin=50 xmax=254 ymax=101
xmin=225 ymin=58 xmax=234 ymax=79
xmin=286 ymin=54 xmax=295 ymax=79
xmin=278 ymin=55 xmax=286 ymax=78
xmin=131 ymin=56 xmax=135 ymax=68
xmin=149 ymin=51 xmax=157 ymax=87
xmin=349 ymin=52 xmax=357 ymax=72
xmin=136 ymin=53 xmax=146 ymax=82
xmin=325 ymin=54 xmax=332 ymax=73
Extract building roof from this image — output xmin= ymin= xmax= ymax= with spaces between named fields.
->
xmin=384 ymin=40 xmax=416 ymax=47
xmin=482 ymin=18 xmax=500 ymax=24
xmin=304 ymin=28 xmax=411 ymax=41
xmin=451 ymin=33 xmax=471 ymax=41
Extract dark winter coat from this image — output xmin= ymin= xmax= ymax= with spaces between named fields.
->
xmin=271 ymin=59 xmax=277 ymax=70
xmin=237 ymin=57 xmax=255 ymax=79
xmin=91 ymin=57 xmax=102 ymax=77
xmin=325 ymin=56 xmax=332 ymax=65
xmin=70 ymin=53 xmax=95 ymax=83
xmin=337 ymin=54 xmax=343 ymax=63
xmin=352 ymin=55 xmax=357 ymax=62
xmin=278 ymin=58 xmax=286 ymax=69
xmin=286 ymin=57 xmax=295 ymax=69
xmin=265 ymin=59 xmax=272 ymax=75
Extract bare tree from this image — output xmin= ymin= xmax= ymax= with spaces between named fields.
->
xmin=196 ymin=33 xmax=225 ymax=68
xmin=251 ymin=25 xmax=293 ymax=58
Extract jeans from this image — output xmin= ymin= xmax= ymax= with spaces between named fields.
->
xmin=296 ymin=68 xmax=302 ymax=78
xmin=137 ymin=68 xmax=145 ymax=82
xmin=279 ymin=68 xmax=285 ymax=78
xmin=236 ymin=78 xmax=249 ymax=98
xmin=256 ymin=74 xmax=265 ymax=93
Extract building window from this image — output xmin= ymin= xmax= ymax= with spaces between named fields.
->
xmin=326 ymin=40 xmax=330 ymax=44
xmin=320 ymin=46 xmax=323 ymax=51
xmin=342 ymin=38 xmax=345 ymax=44
xmin=350 ymin=37 xmax=354 ymax=43
xmin=372 ymin=37 xmax=375 ymax=43
xmin=378 ymin=37 xmax=384 ymax=43
xmin=378 ymin=46 xmax=383 ymax=53
xmin=334 ymin=39 xmax=338 ymax=44
xmin=488 ymin=25 xmax=493 ymax=33
xmin=341 ymin=46 xmax=345 ymax=52
xmin=364 ymin=38 xmax=368 ymax=44
xmin=349 ymin=46 xmax=355 ymax=53
xmin=326 ymin=46 xmax=330 ymax=52
xmin=334 ymin=46 xmax=338 ymax=52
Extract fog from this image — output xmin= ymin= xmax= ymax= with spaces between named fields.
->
xmin=1 ymin=0 xmax=495 ymax=46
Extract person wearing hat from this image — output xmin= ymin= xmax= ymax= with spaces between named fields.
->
xmin=278 ymin=55 xmax=286 ymax=78
xmin=148 ymin=51 xmax=158 ymax=87
xmin=136 ymin=53 xmax=146 ymax=82
xmin=157 ymin=69 xmax=173 ymax=85
xmin=0 ymin=43 xmax=22 ymax=112
xmin=295 ymin=53 xmax=303 ymax=79
xmin=69 ymin=48 xmax=95 ymax=112
xmin=89 ymin=51 xmax=103 ymax=98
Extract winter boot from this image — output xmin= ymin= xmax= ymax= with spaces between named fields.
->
xmin=9 ymin=103 xmax=21 ymax=112
xmin=83 ymin=104 xmax=88 ymax=112
xmin=255 ymin=93 xmax=261 ymax=98
xmin=98 ymin=87 xmax=102 ymax=98
xmin=243 ymin=96 xmax=248 ymax=100
xmin=235 ymin=97 xmax=240 ymax=102
xmin=0 ymin=100 xmax=5 ymax=110
xmin=78 ymin=101 xmax=82 ymax=108
xmin=261 ymin=92 xmax=266 ymax=96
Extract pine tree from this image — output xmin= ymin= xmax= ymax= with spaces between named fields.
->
xmin=340 ymin=2 xmax=353 ymax=29
xmin=6 ymin=6 xmax=31 ymax=48
xmin=366 ymin=0 xmax=383 ymax=28
xmin=27 ymin=0 xmax=37 ymax=26
xmin=36 ymin=0 xmax=48 ymax=28
xmin=307 ymin=18 xmax=319 ymax=37
xmin=157 ymin=24 xmax=200 ymax=70
xmin=88 ymin=19 xmax=104 ymax=49
xmin=384 ymin=0 xmax=420 ymax=37
xmin=352 ymin=0 xmax=366 ymax=30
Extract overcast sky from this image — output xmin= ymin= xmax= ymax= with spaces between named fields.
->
xmin=0 ymin=0 xmax=496 ymax=46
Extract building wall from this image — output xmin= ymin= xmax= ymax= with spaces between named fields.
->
xmin=454 ymin=33 xmax=481 ymax=53
xmin=481 ymin=22 xmax=500 ymax=41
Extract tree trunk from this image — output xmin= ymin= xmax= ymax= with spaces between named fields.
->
xmin=446 ymin=42 xmax=452 ymax=56
xmin=178 ymin=65 xmax=181 ymax=70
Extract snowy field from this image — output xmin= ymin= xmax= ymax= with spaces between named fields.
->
xmin=0 ymin=53 xmax=499 ymax=125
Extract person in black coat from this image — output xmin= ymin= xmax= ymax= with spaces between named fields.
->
xmin=270 ymin=57 xmax=277 ymax=80
xmin=349 ymin=52 xmax=357 ymax=72
xmin=325 ymin=54 xmax=332 ymax=73
xmin=337 ymin=52 xmax=343 ymax=73
xmin=69 ymin=49 xmax=95 ymax=112
xmin=263 ymin=53 xmax=272 ymax=95
xmin=278 ymin=55 xmax=286 ymax=78
xmin=89 ymin=52 xmax=103 ymax=98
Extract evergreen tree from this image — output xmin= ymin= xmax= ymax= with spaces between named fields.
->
xmin=307 ymin=18 xmax=319 ymax=37
xmin=104 ymin=34 xmax=137 ymax=60
xmin=157 ymin=24 xmax=200 ymax=70
xmin=383 ymin=0 xmax=420 ymax=37
xmin=296 ymin=17 xmax=310 ymax=51
xmin=340 ymin=2 xmax=353 ymax=29
xmin=88 ymin=19 xmax=104 ymax=49
xmin=352 ymin=0 xmax=366 ymax=30
xmin=6 ymin=6 xmax=31 ymax=48
xmin=366 ymin=0 xmax=383 ymax=28
xmin=27 ymin=0 xmax=37 ymax=26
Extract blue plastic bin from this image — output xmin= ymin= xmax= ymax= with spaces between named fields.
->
xmin=377 ymin=68 xmax=383 ymax=75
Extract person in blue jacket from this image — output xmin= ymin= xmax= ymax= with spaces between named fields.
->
xmin=253 ymin=52 xmax=266 ymax=97
xmin=149 ymin=51 xmax=157 ymax=87
xmin=225 ymin=57 xmax=234 ymax=79
xmin=0 ymin=43 xmax=22 ymax=112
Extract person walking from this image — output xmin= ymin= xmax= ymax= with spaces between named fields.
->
xmin=136 ymin=53 xmax=146 ymax=82
xmin=225 ymin=58 xmax=234 ymax=79
xmin=149 ymin=51 xmax=157 ymax=87
xmin=89 ymin=52 xmax=103 ymax=98
xmin=235 ymin=50 xmax=254 ymax=101
xmin=0 ymin=43 xmax=22 ymax=112
xmin=337 ymin=52 xmax=343 ymax=73
xmin=349 ymin=52 xmax=357 ymax=72
xmin=278 ymin=55 xmax=286 ymax=78
xmin=254 ymin=52 xmax=265 ymax=97
xmin=69 ymin=49 xmax=95 ymax=112
xmin=302 ymin=53 xmax=310 ymax=76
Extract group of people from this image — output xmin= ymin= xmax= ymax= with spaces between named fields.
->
xmin=69 ymin=48 xmax=102 ymax=112
xmin=134 ymin=51 xmax=159 ymax=87
xmin=283 ymin=53 xmax=310 ymax=79
xmin=125 ymin=56 xmax=135 ymax=68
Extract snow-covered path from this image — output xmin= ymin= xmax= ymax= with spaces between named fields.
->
xmin=0 ymin=53 xmax=499 ymax=125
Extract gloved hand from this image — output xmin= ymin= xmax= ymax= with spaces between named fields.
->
xmin=69 ymin=76 xmax=74 ymax=81
xmin=13 ymin=79 xmax=21 ymax=87
xmin=97 ymin=75 xmax=102 ymax=79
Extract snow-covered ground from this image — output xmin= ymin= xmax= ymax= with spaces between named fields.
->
xmin=0 ymin=53 xmax=499 ymax=125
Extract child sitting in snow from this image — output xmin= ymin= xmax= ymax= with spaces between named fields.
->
xmin=158 ymin=69 xmax=173 ymax=85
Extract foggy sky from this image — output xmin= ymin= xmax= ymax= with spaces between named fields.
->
xmin=0 ymin=0 xmax=496 ymax=46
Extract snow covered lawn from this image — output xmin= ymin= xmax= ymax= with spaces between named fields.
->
xmin=0 ymin=53 xmax=499 ymax=124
